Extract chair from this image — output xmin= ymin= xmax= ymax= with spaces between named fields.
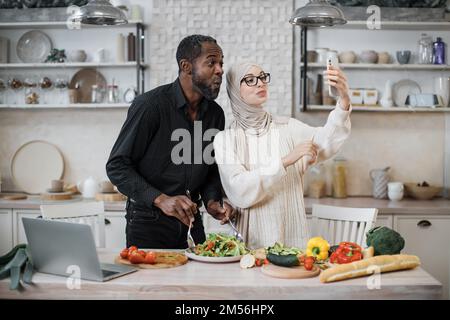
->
xmin=40 ymin=201 xmax=106 ymax=248
xmin=311 ymin=204 xmax=378 ymax=247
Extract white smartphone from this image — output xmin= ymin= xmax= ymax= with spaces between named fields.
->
xmin=327 ymin=56 xmax=339 ymax=97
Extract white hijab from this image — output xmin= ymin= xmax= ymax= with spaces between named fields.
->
xmin=226 ymin=62 xmax=273 ymax=137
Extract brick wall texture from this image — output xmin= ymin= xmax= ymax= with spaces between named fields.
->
xmin=150 ymin=0 xmax=294 ymax=119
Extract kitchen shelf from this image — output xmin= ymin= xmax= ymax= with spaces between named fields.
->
xmin=0 ymin=62 xmax=148 ymax=69
xmin=0 ymin=103 xmax=130 ymax=109
xmin=308 ymin=105 xmax=450 ymax=112
xmin=0 ymin=20 xmax=145 ymax=29
xmin=332 ymin=20 xmax=450 ymax=30
xmin=302 ymin=63 xmax=450 ymax=71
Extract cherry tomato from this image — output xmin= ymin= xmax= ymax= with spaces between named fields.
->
xmin=119 ymin=248 xmax=129 ymax=259
xmin=144 ymin=251 xmax=157 ymax=264
xmin=304 ymin=256 xmax=315 ymax=271
xmin=263 ymin=258 xmax=269 ymax=265
xmin=137 ymin=250 xmax=146 ymax=257
xmin=206 ymin=241 xmax=215 ymax=251
xmin=129 ymin=251 xmax=145 ymax=264
xmin=128 ymin=246 xmax=138 ymax=254
xmin=255 ymin=259 xmax=262 ymax=267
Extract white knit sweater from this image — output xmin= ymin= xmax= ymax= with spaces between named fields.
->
xmin=214 ymin=105 xmax=351 ymax=249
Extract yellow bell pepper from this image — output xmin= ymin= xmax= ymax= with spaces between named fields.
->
xmin=306 ymin=237 xmax=330 ymax=261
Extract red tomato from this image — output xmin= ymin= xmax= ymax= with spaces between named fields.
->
xmin=144 ymin=251 xmax=157 ymax=264
xmin=137 ymin=250 xmax=146 ymax=257
xmin=206 ymin=241 xmax=214 ymax=251
xmin=330 ymin=252 xmax=338 ymax=264
xmin=337 ymin=254 xmax=353 ymax=264
xmin=299 ymin=255 xmax=306 ymax=265
xmin=120 ymin=248 xmax=129 ymax=259
xmin=263 ymin=258 xmax=269 ymax=265
xmin=255 ymin=259 xmax=262 ymax=267
xmin=304 ymin=256 xmax=315 ymax=271
xmin=129 ymin=251 xmax=145 ymax=264
xmin=128 ymin=246 xmax=138 ymax=254
xmin=351 ymin=251 xmax=363 ymax=262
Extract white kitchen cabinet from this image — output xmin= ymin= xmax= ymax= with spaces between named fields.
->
xmin=394 ymin=215 xmax=450 ymax=300
xmin=0 ymin=209 xmax=13 ymax=255
xmin=12 ymin=209 xmax=41 ymax=246
xmin=104 ymin=211 xmax=127 ymax=249
xmin=374 ymin=215 xmax=393 ymax=229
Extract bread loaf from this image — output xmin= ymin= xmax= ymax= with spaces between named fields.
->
xmin=320 ymin=254 xmax=420 ymax=283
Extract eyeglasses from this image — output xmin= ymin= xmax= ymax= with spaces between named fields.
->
xmin=241 ymin=72 xmax=271 ymax=87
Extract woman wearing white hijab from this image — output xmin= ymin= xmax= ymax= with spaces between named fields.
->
xmin=213 ymin=62 xmax=352 ymax=249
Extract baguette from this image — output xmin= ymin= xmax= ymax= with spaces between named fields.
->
xmin=320 ymin=254 xmax=420 ymax=283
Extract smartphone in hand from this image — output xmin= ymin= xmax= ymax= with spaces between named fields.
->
xmin=327 ymin=56 xmax=339 ymax=97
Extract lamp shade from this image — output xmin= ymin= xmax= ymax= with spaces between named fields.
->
xmin=289 ymin=0 xmax=347 ymax=28
xmin=69 ymin=0 xmax=128 ymax=26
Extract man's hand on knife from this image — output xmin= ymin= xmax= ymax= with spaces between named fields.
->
xmin=207 ymin=200 xmax=236 ymax=225
xmin=153 ymin=194 xmax=197 ymax=227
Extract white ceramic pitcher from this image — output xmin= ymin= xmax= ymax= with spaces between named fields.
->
xmin=77 ymin=176 xmax=99 ymax=199
xmin=370 ymin=167 xmax=390 ymax=199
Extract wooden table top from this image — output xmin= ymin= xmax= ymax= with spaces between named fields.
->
xmin=0 ymin=249 xmax=443 ymax=300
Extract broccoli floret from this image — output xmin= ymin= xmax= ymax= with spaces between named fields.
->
xmin=366 ymin=226 xmax=405 ymax=256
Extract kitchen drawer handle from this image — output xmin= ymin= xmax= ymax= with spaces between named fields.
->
xmin=417 ymin=220 xmax=432 ymax=228
xmin=105 ymin=218 xmax=111 ymax=225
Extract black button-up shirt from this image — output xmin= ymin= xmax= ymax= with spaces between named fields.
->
xmin=106 ymin=78 xmax=225 ymax=210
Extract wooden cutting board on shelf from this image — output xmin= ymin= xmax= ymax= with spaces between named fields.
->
xmin=261 ymin=264 xmax=321 ymax=279
xmin=115 ymin=251 xmax=188 ymax=269
xmin=95 ymin=192 xmax=126 ymax=202
xmin=0 ymin=193 xmax=28 ymax=200
xmin=40 ymin=191 xmax=73 ymax=201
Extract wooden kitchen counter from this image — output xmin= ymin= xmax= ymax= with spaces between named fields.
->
xmin=0 ymin=195 xmax=449 ymax=215
xmin=0 ymin=249 xmax=442 ymax=300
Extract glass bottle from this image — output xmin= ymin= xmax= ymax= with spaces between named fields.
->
xmin=107 ymin=84 xmax=119 ymax=103
xmin=332 ymin=157 xmax=347 ymax=198
xmin=433 ymin=37 xmax=446 ymax=65
xmin=417 ymin=33 xmax=433 ymax=64
xmin=308 ymin=163 xmax=326 ymax=198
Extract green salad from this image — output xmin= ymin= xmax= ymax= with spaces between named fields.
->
xmin=266 ymin=242 xmax=303 ymax=256
xmin=194 ymin=233 xmax=248 ymax=257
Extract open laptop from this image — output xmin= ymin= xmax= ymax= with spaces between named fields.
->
xmin=22 ymin=217 xmax=137 ymax=282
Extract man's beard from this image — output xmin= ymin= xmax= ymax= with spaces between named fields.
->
xmin=192 ymin=68 xmax=220 ymax=100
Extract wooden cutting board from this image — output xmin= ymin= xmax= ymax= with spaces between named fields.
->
xmin=261 ymin=264 xmax=321 ymax=279
xmin=115 ymin=251 xmax=188 ymax=269
xmin=95 ymin=192 xmax=126 ymax=202
xmin=0 ymin=193 xmax=28 ymax=200
xmin=40 ymin=191 xmax=73 ymax=201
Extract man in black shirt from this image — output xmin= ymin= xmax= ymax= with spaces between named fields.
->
xmin=106 ymin=35 xmax=234 ymax=249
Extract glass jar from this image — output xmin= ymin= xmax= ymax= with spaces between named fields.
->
xmin=308 ymin=163 xmax=326 ymax=198
xmin=91 ymin=85 xmax=105 ymax=103
xmin=332 ymin=157 xmax=347 ymax=198
xmin=107 ymin=84 xmax=119 ymax=103
xmin=418 ymin=33 xmax=433 ymax=64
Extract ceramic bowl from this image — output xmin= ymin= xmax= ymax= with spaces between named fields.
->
xmin=377 ymin=52 xmax=391 ymax=64
xmin=338 ymin=51 xmax=357 ymax=63
xmin=404 ymin=183 xmax=442 ymax=200
xmin=68 ymin=50 xmax=87 ymax=62
xmin=360 ymin=50 xmax=378 ymax=64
